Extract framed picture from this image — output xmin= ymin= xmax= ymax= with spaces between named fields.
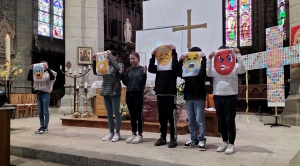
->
xmin=78 ymin=47 xmax=92 ymax=64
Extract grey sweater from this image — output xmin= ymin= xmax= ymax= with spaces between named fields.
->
xmin=92 ymin=54 xmax=124 ymax=97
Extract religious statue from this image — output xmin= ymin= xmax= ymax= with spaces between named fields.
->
xmin=124 ymin=18 xmax=132 ymax=43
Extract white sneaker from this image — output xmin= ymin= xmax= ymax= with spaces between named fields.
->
xmin=126 ymin=135 xmax=136 ymax=143
xmin=111 ymin=133 xmax=121 ymax=142
xmin=132 ymin=135 xmax=143 ymax=144
xmin=102 ymin=133 xmax=113 ymax=141
xmin=225 ymin=144 xmax=235 ymax=155
xmin=216 ymin=142 xmax=228 ymax=152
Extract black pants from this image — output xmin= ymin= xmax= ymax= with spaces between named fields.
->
xmin=214 ymin=95 xmax=237 ymax=145
xmin=126 ymin=91 xmax=144 ymax=134
xmin=157 ymin=96 xmax=177 ymax=139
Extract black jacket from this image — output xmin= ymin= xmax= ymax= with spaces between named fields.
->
xmin=148 ymin=49 xmax=179 ymax=95
xmin=121 ymin=66 xmax=147 ymax=92
xmin=178 ymin=56 xmax=207 ymax=100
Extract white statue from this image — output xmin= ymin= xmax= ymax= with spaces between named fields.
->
xmin=124 ymin=18 xmax=132 ymax=43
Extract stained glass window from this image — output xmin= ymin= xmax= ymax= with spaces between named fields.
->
xmin=225 ymin=0 xmax=252 ymax=47
xmin=38 ymin=0 xmax=50 ymax=37
xmin=53 ymin=0 xmax=64 ymax=39
xmin=277 ymin=0 xmax=286 ymax=40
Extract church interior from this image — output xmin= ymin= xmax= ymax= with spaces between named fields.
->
xmin=1 ymin=0 xmax=300 ymax=165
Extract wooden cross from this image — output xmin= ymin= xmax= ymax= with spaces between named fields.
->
xmin=244 ymin=26 xmax=300 ymax=111
xmin=172 ymin=9 xmax=207 ymax=49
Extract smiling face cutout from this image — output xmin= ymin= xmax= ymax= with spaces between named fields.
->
xmin=155 ymin=44 xmax=172 ymax=66
xmin=214 ymin=49 xmax=236 ymax=76
xmin=96 ymin=52 xmax=109 ymax=75
xmin=183 ymin=52 xmax=201 ymax=74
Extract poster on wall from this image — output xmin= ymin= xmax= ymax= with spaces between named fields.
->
xmin=291 ymin=25 xmax=300 ymax=68
xmin=33 ymin=63 xmax=45 ymax=81
xmin=211 ymin=49 xmax=236 ymax=78
xmin=95 ymin=52 xmax=110 ymax=75
xmin=182 ymin=52 xmax=203 ymax=77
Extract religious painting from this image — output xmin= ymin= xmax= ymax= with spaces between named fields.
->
xmin=211 ymin=49 xmax=236 ymax=78
xmin=78 ymin=47 xmax=92 ymax=65
xmin=225 ymin=12 xmax=237 ymax=47
xmin=155 ymin=44 xmax=173 ymax=71
xmin=239 ymin=0 xmax=252 ymax=47
xmin=182 ymin=52 xmax=203 ymax=77
xmin=290 ymin=25 xmax=300 ymax=68
xmin=33 ymin=63 xmax=45 ymax=81
xmin=277 ymin=0 xmax=286 ymax=40
xmin=95 ymin=52 xmax=110 ymax=75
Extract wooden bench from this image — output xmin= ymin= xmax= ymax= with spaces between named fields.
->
xmin=10 ymin=94 xmax=38 ymax=118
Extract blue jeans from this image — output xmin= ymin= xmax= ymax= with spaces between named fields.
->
xmin=186 ymin=99 xmax=206 ymax=142
xmin=37 ymin=92 xmax=50 ymax=128
xmin=103 ymin=96 xmax=121 ymax=133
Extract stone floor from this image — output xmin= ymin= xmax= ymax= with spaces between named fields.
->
xmin=10 ymin=155 xmax=65 ymax=166
xmin=10 ymin=109 xmax=300 ymax=166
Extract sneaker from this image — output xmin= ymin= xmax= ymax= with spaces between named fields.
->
xmin=217 ymin=142 xmax=228 ymax=152
xmin=168 ymin=139 xmax=177 ymax=148
xmin=183 ymin=140 xmax=198 ymax=148
xmin=44 ymin=127 xmax=48 ymax=133
xmin=34 ymin=128 xmax=45 ymax=134
xmin=102 ymin=133 xmax=113 ymax=141
xmin=126 ymin=135 xmax=136 ymax=143
xmin=111 ymin=133 xmax=121 ymax=142
xmin=132 ymin=135 xmax=143 ymax=144
xmin=225 ymin=144 xmax=235 ymax=155
xmin=198 ymin=141 xmax=207 ymax=151
xmin=154 ymin=138 xmax=167 ymax=146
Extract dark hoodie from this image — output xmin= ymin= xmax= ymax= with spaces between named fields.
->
xmin=178 ymin=56 xmax=207 ymax=100
xmin=148 ymin=49 xmax=179 ymax=95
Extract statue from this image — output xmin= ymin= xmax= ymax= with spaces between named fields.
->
xmin=124 ymin=18 xmax=132 ymax=43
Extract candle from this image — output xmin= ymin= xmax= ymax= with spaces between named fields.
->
xmin=88 ymin=65 xmax=91 ymax=69
xmin=69 ymin=69 xmax=72 ymax=74
xmin=60 ymin=65 xmax=62 ymax=70
xmin=84 ymin=82 xmax=87 ymax=89
xmin=65 ymin=67 xmax=67 ymax=72
xmin=74 ymin=71 xmax=76 ymax=75
xmin=83 ymin=66 xmax=86 ymax=71
xmin=79 ymin=69 xmax=82 ymax=74
xmin=76 ymin=85 xmax=79 ymax=89
xmin=5 ymin=34 xmax=10 ymax=79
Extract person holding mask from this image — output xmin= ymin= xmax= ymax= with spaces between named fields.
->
xmin=92 ymin=50 xmax=124 ymax=142
xmin=120 ymin=52 xmax=147 ymax=144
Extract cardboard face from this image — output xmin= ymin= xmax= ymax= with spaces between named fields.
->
xmin=213 ymin=49 xmax=236 ymax=76
xmin=155 ymin=45 xmax=172 ymax=70
xmin=182 ymin=52 xmax=202 ymax=77
xmin=96 ymin=52 xmax=109 ymax=75
xmin=33 ymin=63 xmax=45 ymax=81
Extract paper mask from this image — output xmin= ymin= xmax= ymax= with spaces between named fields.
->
xmin=96 ymin=52 xmax=110 ymax=75
xmin=155 ymin=44 xmax=172 ymax=71
xmin=212 ymin=49 xmax=236 ymax=77
xmin=33 ymin=63 xmax=45 ymax=81
xmin=182 ymin=52 xmax=202 ymax=77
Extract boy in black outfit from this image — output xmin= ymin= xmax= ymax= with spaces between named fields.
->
xmin=148 ymin=45 xmax=179 ymax=148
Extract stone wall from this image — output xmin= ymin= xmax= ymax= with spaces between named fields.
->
xmin=0 ymin=0 xmax=15 ymax=27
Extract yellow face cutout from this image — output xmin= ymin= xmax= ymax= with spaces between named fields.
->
xmin=96 ymin=52 xmax=109 ymax=75
xmin=183 ymin=52 xmax=201 ymax=73
xmin=33 ymin=65 xmax=44 ymax=79
xmin=155 ymin=45 xmax=172 ymax=66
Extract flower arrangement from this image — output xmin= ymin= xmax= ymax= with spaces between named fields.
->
xmin=120 ymin=104 xmax=130 ymax=118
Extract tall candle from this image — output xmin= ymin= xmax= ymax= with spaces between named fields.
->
xmin=69 ymin=69 xmax=72 ymax=74
xmin=88 ymin=65 xmax=91 ymax=69
xmin=74 ymin=71 xmax=76 ymax=75
xmin=5 ymin=34 xmax=10 ymax=79
xmin=79 ymin=69 xmax=82 ymax=74
xmin=84 ymin=82 xmax=87 ymax=89
xmin=83 ymin=66 xmax=86 ymax=71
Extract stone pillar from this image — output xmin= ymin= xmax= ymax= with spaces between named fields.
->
xmin=282 ymin=0 xmax=300 ymax=126
xmin=13 ymin=0 xmax=33 ymax=93
xmin=58 ymin=0 xmax=104 ymax=115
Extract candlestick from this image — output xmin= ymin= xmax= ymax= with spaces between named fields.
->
xmin=5 ymin=34 xmax=10 ymax=80
xmin=73 ymin=89 xmax=81 ymax=118
xmin=82 ymin=88 xmax=91 ymax=118
xmin=79 ymin=69 xmax=82 ymax=74
xmin=84 ymin=66 xmax=86 ymax=71
xmin=84 ymin=82 xmax=87 ymax=89
xmin=74 ymin=71 xmax=76 ymax=75
xmin=69 ymin=69 xmax=72 ymax=74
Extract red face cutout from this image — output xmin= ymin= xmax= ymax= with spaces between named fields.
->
xmin=214 ymin=49 xmax=236 ymax=76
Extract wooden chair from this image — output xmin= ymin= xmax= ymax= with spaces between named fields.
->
xmin=29 ymin=94 xmax=38 ymax=117
xmin=10 ymin=94 xmax=28 ymax=118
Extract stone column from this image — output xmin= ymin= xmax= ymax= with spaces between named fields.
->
xmin=58 ymin=0 xmax=104 ymax=115
xmin=283 ymin=0 xmax=300 ymax=126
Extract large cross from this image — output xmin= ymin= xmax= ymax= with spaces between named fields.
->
xmin=244 ymin=26 xmax=300 ymax=109
xmin=172 ymin=9 xmax=207 ymax=49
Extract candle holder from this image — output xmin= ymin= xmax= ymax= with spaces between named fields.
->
xmin=82 ymin=88 xmax=91 ymax=118
xmin=60 ymin=66 xmax=91 ymax=115
xmin=73 ymin=88 xmax=81 ymax=118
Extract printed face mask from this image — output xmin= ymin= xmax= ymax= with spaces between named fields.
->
xmin=96 ymin=52 xmax=109 ymax=75
xmin=34 ymin=66 xmax=44 ymax=79
xmin=155 ymin=44 xmax=172 ymax=66
xmin=214 ymin=49 xmax=236 ymax=76
xmin=183 ymin=52 xmax=201 ymax=74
